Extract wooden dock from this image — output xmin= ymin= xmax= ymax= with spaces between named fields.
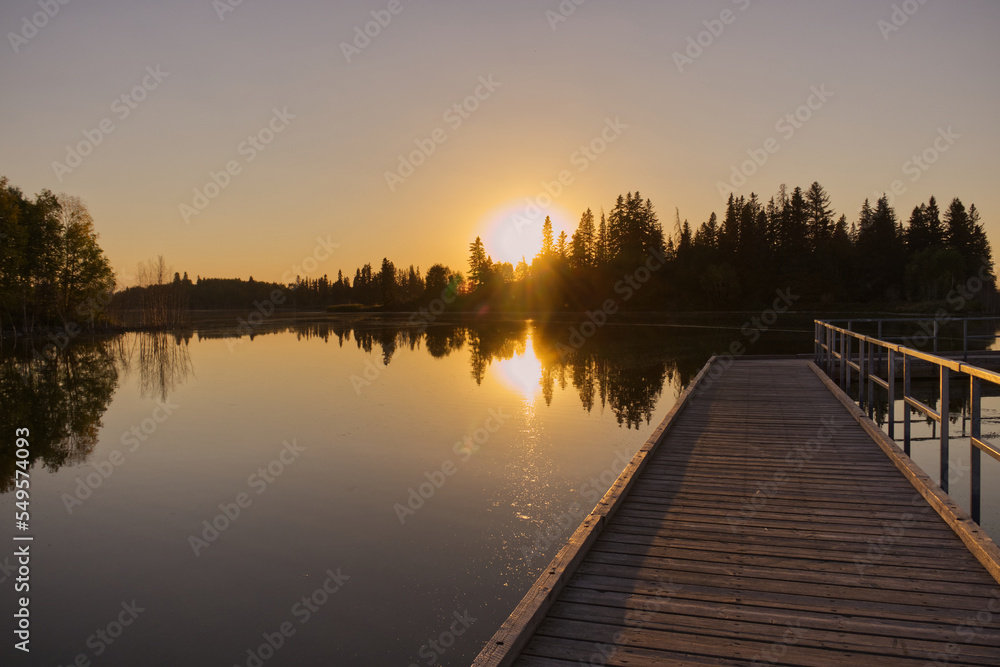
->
xmin=474 ymin=358 xmax=1000 ymax=666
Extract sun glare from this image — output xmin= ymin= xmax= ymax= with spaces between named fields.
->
xmin=481 ymin=200 xmax=576 ymax=265
xmin=496 ymin=336 xmax=544 ymax=398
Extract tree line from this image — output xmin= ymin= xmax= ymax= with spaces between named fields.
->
xmin=460 ymin=185 xmax=994 ymax=311
xmin=2 ymin=174 xmax=995 ymax=334
xmin=669 ymin=184 xmax=994 ymax=307
xmin=291 ymin=184 xmax=995 ymax=313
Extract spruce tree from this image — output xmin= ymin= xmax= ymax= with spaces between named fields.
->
xmin=925 ymin=196 xmax=944 ymax=246
xmin=596 ymin=211 xmax=608 ymax=266
xmin=570 ymin=208 xmax=595 ymax=268
xmin=540 ymin=216 xmax=554 ymax=257
xmin=944 ymin=198 xmax=973 ymax=259
xmin=805 ymin=181 xmax=834 ymax=250
xmin=468 ymin=237 xmax=489 ymax=288
xmin=906 ymin=204 xmax=932 ymax=255
xmin=556 ymin=231 xmax=568 ymax=260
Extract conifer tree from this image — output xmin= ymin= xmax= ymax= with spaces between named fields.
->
xmin=805 ymin=181 xmax=834 ymax=250
xmin=596 ymin=211 xmax=609 ymax=266
xmin=540 ymin=216 xmax=554 ymax=257
xmin=468 ymin=237 xmax=489 ymax=288
xmin=556 ymin=231 xmax=568 ymax=260
xmin=570 ymin=208 xmax=596 ymax=268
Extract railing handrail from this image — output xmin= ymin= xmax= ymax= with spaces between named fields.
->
xmin=826 ymin=316 xmax=1000 ymax=324
xmin=816 ymin=320 xmax=1000 ymax=384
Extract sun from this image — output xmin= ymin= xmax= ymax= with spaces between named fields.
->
xmin=480 ymin=200 xmax=576 ymax=265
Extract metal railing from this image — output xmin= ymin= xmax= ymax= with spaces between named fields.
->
xmin=815 ymin=318 xmax=1000 ymax=524
xmin=823 ymin=316 xmax=1000 ymax=360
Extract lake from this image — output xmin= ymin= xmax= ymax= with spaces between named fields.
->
xmin=0 ymin=313 xmax=996 ymax=666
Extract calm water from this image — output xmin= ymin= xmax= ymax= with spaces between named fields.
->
xmin=0 ymin=314 xmax=995 ymax=666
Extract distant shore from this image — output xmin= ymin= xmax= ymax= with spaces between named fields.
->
xmin=4 ymin=302 xmax=993 ymax=343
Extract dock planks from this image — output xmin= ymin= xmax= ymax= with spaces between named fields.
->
xmin=473 ymin=359 xmax=1000 ymax=666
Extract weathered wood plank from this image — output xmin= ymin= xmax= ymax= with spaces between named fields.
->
xmin=528 ymin=618 xmax=932 ymax=667
xmin=588 ymin=538 xmax=997 ymax=584
xmin=572 ymin=561 xmax=995 ymax=610
xmin=537 ymin=610 xmax=1000 ymax=663
xmin=581 ymin=550 xmax=994 ymax=596
xmin=555 ymin=586 xmax=1000 ymax=647
xmin=596 ymin=528 xmax=992 ymax=573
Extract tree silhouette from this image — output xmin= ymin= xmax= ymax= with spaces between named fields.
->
xmin=805 ymin=181 xmax=834 ymax=251
xmin=540 ymin=216 xmax=554 ymax=257
xmin=379 ymin=257 xmax=396 ymax=306
xmin=0 ymin=178 xmax=114 ymax=334
xmin=468 ymin=237 xmax=489 ymax=289
xmin=570 ymin=208 xmax=595 ymax=269
xmin=14 ymin=172 xmax=993 ymax=320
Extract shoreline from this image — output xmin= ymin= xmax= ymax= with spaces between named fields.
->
xmin=2 ymin=305 xmax=993 ymax=343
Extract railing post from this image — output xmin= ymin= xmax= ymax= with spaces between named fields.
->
xmin=825 ymin=327 xmax=831 ymax=374
xmin=814 ymin=321 xmax=819 ymax=364
xmin=845 ymin=335 xmax=852 ymax=390
xmin=858 ymin=337 xmax=865 ymax=405
xmin=832 ymin=328 xmax=837 ymax=381
xmin=867 ymin=341 xmax=875 ymax=419
xmin=963 ymin=319 xmax=968 ymax=362
xmin=970 ymin=375 xmax=982 ymax=525
xmin=876 ymin=321 xmax=883 ymax=378
xmin=840 ymin=330 xmax=846 ymax=389
xmin=887 ymin=350 xmax=896 ymax=440
xmin=830 ymin=327 xmax=836 ymax=379
xmin=939 ymin=366 xmax=949 ymax=493
xmin=821 ymin=325 xmax=827 ymax=372
xmin=902 ymin=354 xmax=911 ymax=455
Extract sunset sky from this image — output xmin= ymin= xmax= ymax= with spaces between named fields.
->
xmin=2 ymin=0 xmax=998 ymax=285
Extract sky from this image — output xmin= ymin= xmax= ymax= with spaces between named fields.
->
xmin=1 ymin=0 xmax=999 ymax=285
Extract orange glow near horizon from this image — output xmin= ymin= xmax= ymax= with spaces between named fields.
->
xmin=2 ymin=3 xmax=998 ymax=285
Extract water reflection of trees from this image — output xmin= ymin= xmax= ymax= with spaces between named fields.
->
xmin=467 ymin=323 xmax=528 ymax=385
xmin=0 ymin=333 xmax=194 ymax=492
xmin=115 ymin=332 xmax=194 ymax=400
xmin=255 ymin=318 xmax=707 ymax=430
xmin=533 ymin=323 xmax=700 ymax=428
xmin=864 ymin=377 xmax=990 ymax=436
xmin=0 ymin=342 xmax=117 ymax=492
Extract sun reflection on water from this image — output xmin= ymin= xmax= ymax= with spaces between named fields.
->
xmin=495 ymin=335 xmax=544 ymax=400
